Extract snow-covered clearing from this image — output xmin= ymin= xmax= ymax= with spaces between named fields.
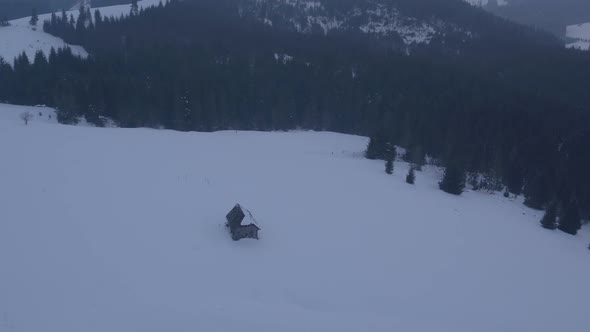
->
xmin=0 ymin=0 xmax=161 ymax=65
xmin=566 ymin=22 xmax=590 ymax=51
xmin=464 ymin=0 xmax=508 ymax=7
xmin=0 ymin=102 xmax=589 ymax=332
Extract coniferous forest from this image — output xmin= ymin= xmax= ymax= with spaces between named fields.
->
xmin=0 ymin=0 xmax=589 ymax=232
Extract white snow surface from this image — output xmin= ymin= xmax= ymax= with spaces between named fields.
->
xmin=1 ymin=102 xmax=590 ymax=332
xmin=566 ymin=40 xmax=590 ymax=51
xmin=464 ymin=0 xmax=508 ymax=7
xmin=566 ymin=22 xmax=590 ymax=50
xmin=0 ymin=0 xmax=161 ymax=65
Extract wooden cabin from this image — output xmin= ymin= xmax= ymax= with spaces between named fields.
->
xmin=225 ymin=204 xmax=260 ymax=241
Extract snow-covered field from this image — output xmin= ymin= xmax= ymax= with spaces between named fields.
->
xmin=0 ymin=0 xmax=161 ymax=65
xmin=566 ymin=22 xmax=590 ymax=51
xmin=1 ymin=103 xmax=589 ymax=332
xmin=464 ymin=0 xmax=508 ymax=7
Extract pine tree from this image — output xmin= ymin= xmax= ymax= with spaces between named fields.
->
xmin=558 ymin=198 xmax=581 ymax=235
xmin=439 ymin=163 xmax=466 ymax=195
xmin=540 ymin=200 xmax=557 ymax=230
xmin=406 ymin=166 xmax=416 ymax=184
xmin=131 ymin=0 xmax=140 ymax=16
xmin=94 ymin=10 xmax=103 ymax=27
xmin=77 ymin=4 xmax=89 ymax=31
xmin=385 ymin=159 xmax=393 ymax=175
xmin=30 ymin=8 xmax=39 ymax=26
xmin=384 ymin=142 xmax=395 ymax=174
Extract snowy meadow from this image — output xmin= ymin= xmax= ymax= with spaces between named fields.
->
xmin=1 ymin=104 xmax=589 ymax=332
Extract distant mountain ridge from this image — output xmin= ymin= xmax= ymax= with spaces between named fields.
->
xmin=237 ymin=0 xmax=559 ymax=52
xmin=0 ymin=0 xmax=131 ymax=20
xmin=467 ymin=0 xmax=590 ymax=43
xmin=238 ymin=0 xmax=449 ymax=46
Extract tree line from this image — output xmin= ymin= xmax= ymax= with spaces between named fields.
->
xmin=0 ymin=0 xmax=589 ymax=234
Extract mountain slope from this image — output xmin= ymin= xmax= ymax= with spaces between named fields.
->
xmin=1 ymin=102 xmax=589 ymax=332
xmin=239 ymin=0 xmax=444 ymax=46
xmin=566 ymin=22 xmax=590 ymax=50
xmin=468 ymin=0 xmax=590 ymax=45
xmin=0 ymin=0 xmax=160 ymax=65
xmin=238 ymin=0 xmax=558 ymax=50
xmin=0 ymin=0 xmax=77 ymax=21
xmin=0 ymin=0 xmax=131 ymax=20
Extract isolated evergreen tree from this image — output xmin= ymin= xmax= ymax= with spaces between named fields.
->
xmin=439 ymin=163 xmax=466 ymax=195
xmin=30 ymin=9 xmax=39 ymax=26
xmin=406 ymin=166 xmax=416 ymax=184
xmin=385 ymin=142 xmax=396 ymax=173
xmin=540 ymin=200 xmax=558 ymax=230
xmin=385 ymin=159 xmax=393 ymax=175
xmin=558 ymin=198 xmax=581 ymax=235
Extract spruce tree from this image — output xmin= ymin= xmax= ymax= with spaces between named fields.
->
xmin=94 ymin=10 xmax=103 ymax=26
xmin=76 ymin=4 xmax=90 ymax=31
xmin=439 ymin=163 xmax=466 ymax=195
xmin=385 ymin=159 xmax=393 ymax=175
xmin=558 ymin=198 xmax=581 ymax=235
xmin=540 ymin=200 xmax=557 ymax=230
xmin=406 ymin=166 xmax=416 ymax=184
xmin=384 ymin=142 xmax=395 ymax=174
xmin=30 ymin=8 xmax=39 ymax=26
xmin=131 ymin=0 xmax=140 ymax=16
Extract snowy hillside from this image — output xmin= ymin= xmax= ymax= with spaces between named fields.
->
xmin=466 ymin=0 xmax=590 ymax=50
xmin=0 ymin=104 xmax=57 ymax=123
xmin=0 ymin=0 xmax=161 ymax=65
xmin=239 ymin=0 xmax=471 ymax=46
xmin=1 ymin=103 xmax=589 ymax=332
xmin=566 ymin=22 xmax=590 ymax=50
xmin=464 ymin=0 xmax=508 ymax=6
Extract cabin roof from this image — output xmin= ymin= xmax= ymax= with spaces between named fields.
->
xmin=227 ymin=204 xmax=261 ymax=229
